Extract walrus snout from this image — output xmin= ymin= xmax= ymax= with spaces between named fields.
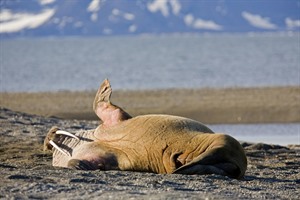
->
xmin=43 ymin=126 xmax=79 ymax=156
xmin=43 ymin=126 xmax=59 ymax=152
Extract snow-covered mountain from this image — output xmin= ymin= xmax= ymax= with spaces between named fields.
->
xmin=0 ymin=0 xmax=299 ymax=38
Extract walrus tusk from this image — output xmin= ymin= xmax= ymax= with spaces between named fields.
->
xmin=56 ymin=130 xmax=80 ymax=140
xmin=49 ymin=140 xmax=71 ymax=157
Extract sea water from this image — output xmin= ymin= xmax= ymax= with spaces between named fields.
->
xmin=1 ymin=33 xmax=299 ymax=145
xmin=1 ymin=33 xmax=299 ymax=92
xmin=210 ymin=123 xmax=299 ymax=146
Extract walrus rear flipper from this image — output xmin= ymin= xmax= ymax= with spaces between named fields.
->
xmin=93 ymin=78 xmax=112 ymax=109
xmin=93 ymin=79 xmax=132 ymax=127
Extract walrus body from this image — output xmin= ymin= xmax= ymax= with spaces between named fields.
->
xmin=44 ymin=79 xmax=247 ymax=179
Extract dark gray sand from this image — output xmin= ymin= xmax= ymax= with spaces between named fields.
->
xmin=0 ymin=107 xmax=299 ymax=199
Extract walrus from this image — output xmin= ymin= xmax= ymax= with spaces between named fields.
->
xmin=44 ymin=79 xmax=247 ymax=179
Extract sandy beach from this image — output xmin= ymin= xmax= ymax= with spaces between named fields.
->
xmin=1 ymin=86 xmax=299 ymax=124
xmin=0 ymin=86 xmax=299 ymax=199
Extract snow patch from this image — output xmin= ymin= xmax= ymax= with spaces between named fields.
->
xmin=56 ymin=16 xmax=73 ymax=29
xmin=0 ymin=9 xmax=13 ymax=22
xmin=129 ymin=24 xmax=137 ymax=33
xmin=91 ymin=13 xmax=98 ymax=21
xmin=124 ymin=13 xmax=135 ymax=21
xmin=169 ymin=0 xmax=181 ymax=15
xmin=103 ymin=28 xmax=112 ymax=35
xmin=148 ymin=0 xmax=169 ymax=17
xmin=193 ymin=18 xmax=222 ymax=30
xmin=147 ymin=0 xmax=181 ymax=17
xmin=110 ymin=9 xmax=135 ymax=21
xmin=184 ymin=14 xmax=222 ymax=31
xmin=39 ymin=0 xmax=56 ymax=5
xmin=242 ymin=11 xmax=277 ymax=30
xmin=285 ymin=18 xmax=300 ymax=29
xmin=87 ymin=0 xmax=103 ymax=22
xmin=74 ymin=21 xmax=83 ymax=28
xmin=0 ymin=9 xmax=56 ymax=33
xmin=184 ymin=14 xmax=194 ymax=26
xmin=216 ymin=5 xmax=227 ymax=16
xmin=87 ymin=0 xmax=101 ymax=12
xmin=112 ymin=9 xmax=121 ymax=16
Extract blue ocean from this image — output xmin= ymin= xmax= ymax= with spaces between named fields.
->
xmin=1 ymin=33 xmax=299 ymax=92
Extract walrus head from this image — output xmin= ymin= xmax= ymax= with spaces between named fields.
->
xmin=43 ymin=78 xmax=132 ymax=169
xmin=44 ymin=127 xmax=96 ymax=167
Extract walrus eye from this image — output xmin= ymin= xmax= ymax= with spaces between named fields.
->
xmin=56 ymin=130 xmax=80 ymax=140
xmin=49 ymin=140 xmax=71 ymax=157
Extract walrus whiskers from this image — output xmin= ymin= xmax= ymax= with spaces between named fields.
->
xmin=49 ymin=140 xmax=71 ymax=157
xmin=56 ymin=130 xmax=80 ymax=140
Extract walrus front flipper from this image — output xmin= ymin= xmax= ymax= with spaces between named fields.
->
xmin=173 ymin=162 xmax=238 ymax=178
xmin=93 ymin=79 xmax=132 ymax=127
xmin=68 ymin=159 xmax=97 ymax=170
xmin=173 ymin=147 xmax=242 ymax=179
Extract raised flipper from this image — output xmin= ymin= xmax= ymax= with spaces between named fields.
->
xmin=93 ymin=79 xmax=132 ymax=127
xmin=93 ymin=78 xmax=112 ymax=106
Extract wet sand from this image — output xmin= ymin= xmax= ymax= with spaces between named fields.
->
xmin=1 ymin=86 xmax=299 ymax=124
xmin=0 ymin=86 xmax=299 ymax=199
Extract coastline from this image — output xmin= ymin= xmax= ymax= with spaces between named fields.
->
xmin=1 ymin=86 xmax=299 ymax=124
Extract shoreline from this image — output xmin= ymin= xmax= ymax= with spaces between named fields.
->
xmin=1 ymin=86 xmax=299 ymax=124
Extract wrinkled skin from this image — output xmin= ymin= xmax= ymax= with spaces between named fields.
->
xmin=44 ymin=79 xmax=247 ymax=179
